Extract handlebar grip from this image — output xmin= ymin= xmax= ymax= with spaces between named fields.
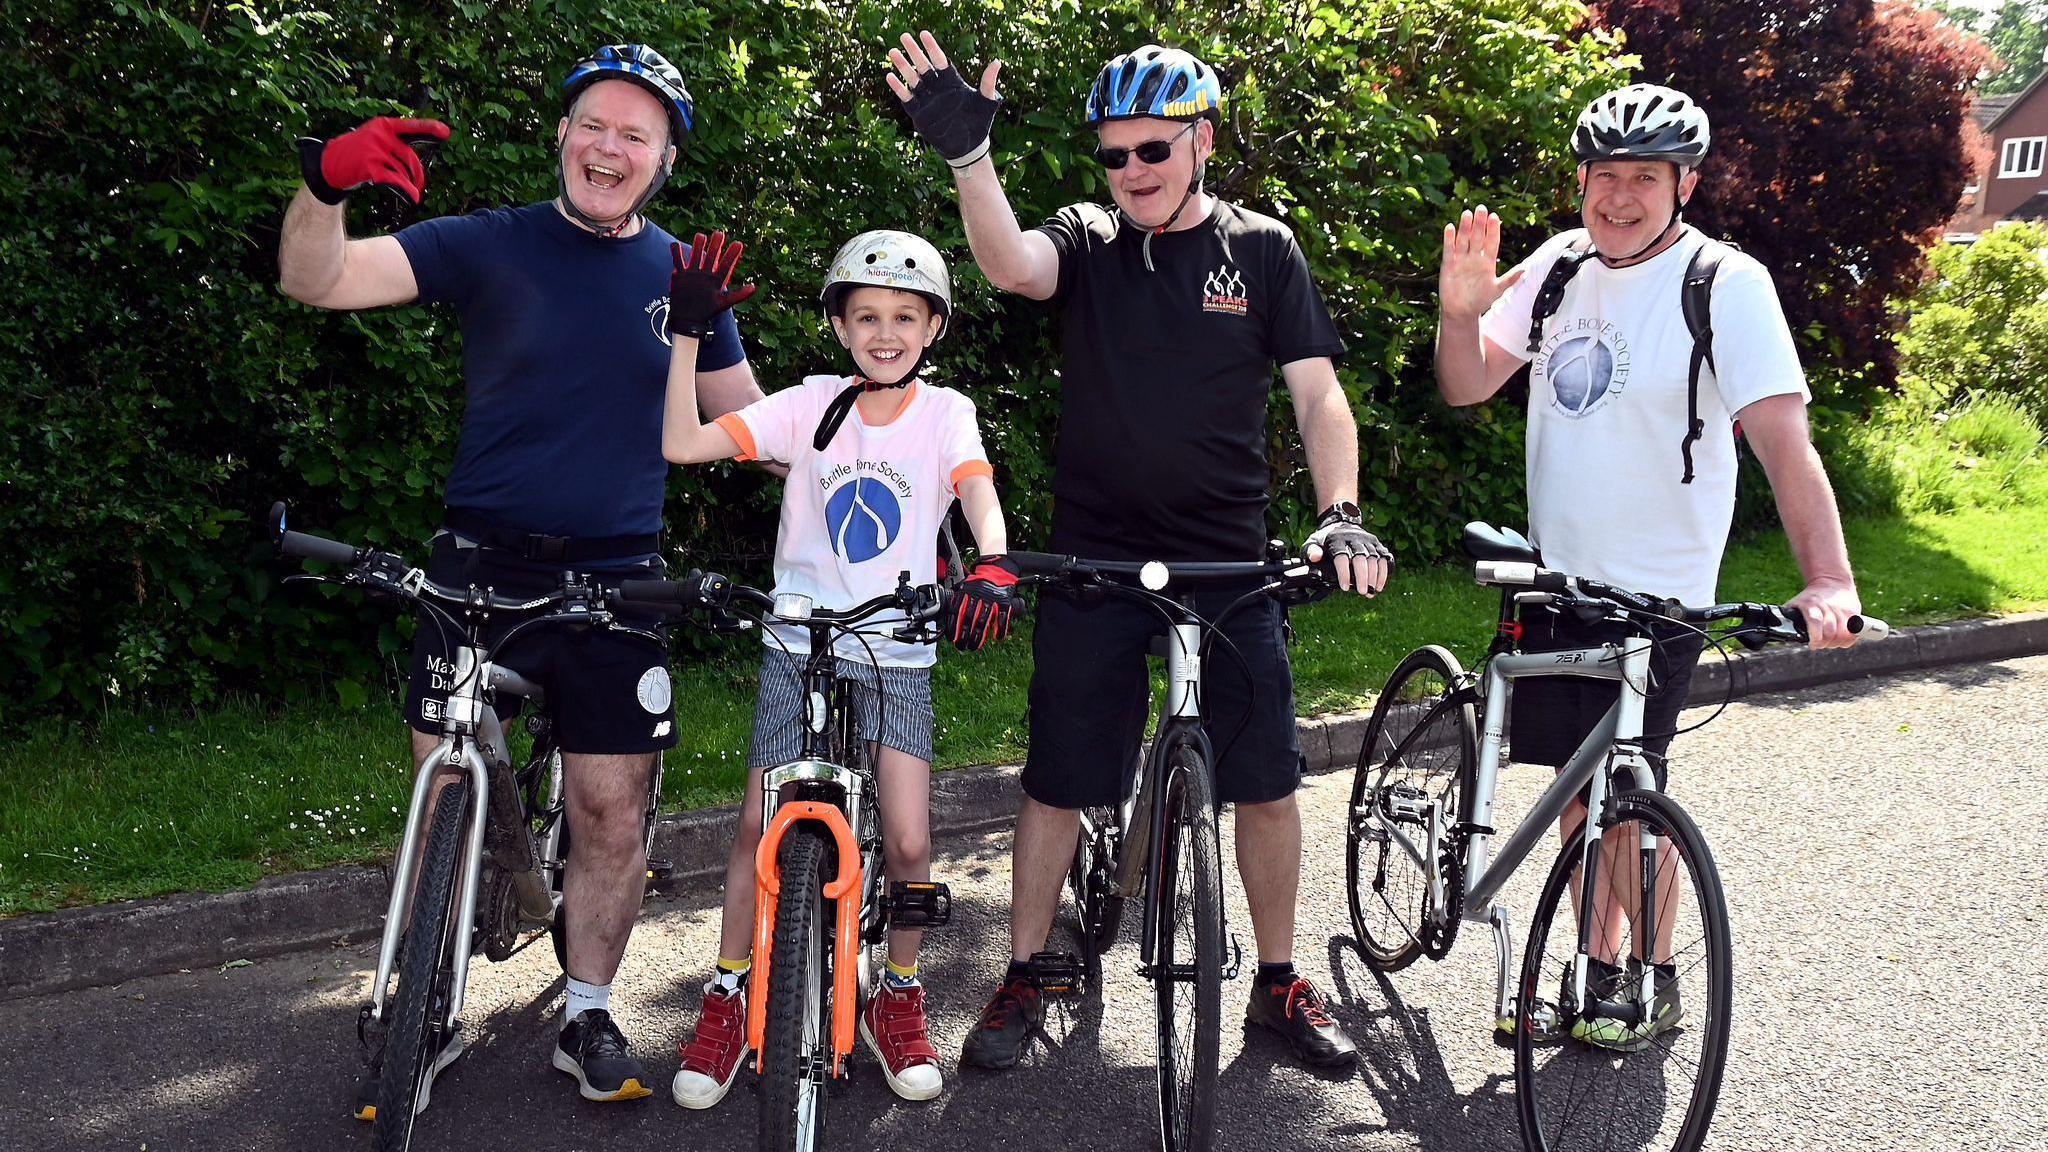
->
xmin=278 ymin=530 xmax=360 ymax=567
xmin=1848 ymin=614 xmax=1890 ymax=640
xmin=617 ymin=579 xmax=692 ymax=605
xmin=1006 ymin=551 xmax=1068 ymax=579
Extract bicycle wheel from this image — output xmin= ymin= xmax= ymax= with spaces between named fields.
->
xmin=374 ymin=778 xmax=470 ymax=1152
xmin=760 ymin=828 xmax=833 ymax=1152
xmin=1347 ymin=644 xmax=1476 ymax=971
xmin=1067 ymin=805 xmax=1124 ymax=985
xmin=1152 ymin=743 xmax=1221 ymax=1152
xmin=1514 ymin=789 xmax=1732 ymax=1152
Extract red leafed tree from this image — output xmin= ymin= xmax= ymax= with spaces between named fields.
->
xmin=1587 ymin=0 xmax=1992 ymax=395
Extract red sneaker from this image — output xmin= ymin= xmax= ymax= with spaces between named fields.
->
xmin=671 ymin=983 xmax=750 ymax=1109
xmin=860 ymin=981 xmax=943 ymax=1100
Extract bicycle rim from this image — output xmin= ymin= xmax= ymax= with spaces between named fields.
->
xmin=1153 ymin=745 xmax=1221 ymax=1152
xmin=1347 ymin=645 xmax=1474 ymax=971
xmin=374 ymin=779 xmax=470 ymax=1152
xmin=1514 ymin=789 xmax=1732 ymax=1152
xmin=760 ymin=830 xmax=832 ymax=1152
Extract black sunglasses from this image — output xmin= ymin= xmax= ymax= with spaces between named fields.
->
xmin=1093 ymin=122 xmax=1196 ymax=170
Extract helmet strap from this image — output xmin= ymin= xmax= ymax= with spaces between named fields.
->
xmin=1127 ymin=142 xmax=1206 ymax=273
xmin=1582 ymin=161 xmax=1687 ymax=268
xmin=812 ymin=372 xmax=915 ymax=453
xmin=554 ymin=142 xmax=670 ymax=239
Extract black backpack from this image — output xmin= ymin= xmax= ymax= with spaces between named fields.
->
xmin=1522 ymin=238 xmax=1731 ymax=485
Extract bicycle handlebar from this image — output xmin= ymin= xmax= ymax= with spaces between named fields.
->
xmin=1472 ymin=560 xmax=1890 ymax=643
xmin=1007 ymin=550 xmax=1322 ymax=589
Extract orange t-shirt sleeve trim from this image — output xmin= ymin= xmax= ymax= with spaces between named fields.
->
xmin=950 ymin=459 xmax=994 ymax=495
xmin=713 ymin=412 xmax=758 ymax=462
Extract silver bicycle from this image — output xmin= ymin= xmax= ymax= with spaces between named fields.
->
xmin=271 ymin=505 xmax=669 ymax=1150
xmin=1345 ymin=521 xmax=1886 ymax=1152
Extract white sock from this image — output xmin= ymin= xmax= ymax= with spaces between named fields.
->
xmin=564 ymin=977 xmax=611 ymax=1026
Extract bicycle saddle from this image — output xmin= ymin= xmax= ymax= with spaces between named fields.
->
xmin=1460 ymin=522 xmax=1539 ymax=563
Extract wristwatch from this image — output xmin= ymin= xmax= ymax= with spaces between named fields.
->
xmin=1318 ymin=501 xmax=1363 ymax=527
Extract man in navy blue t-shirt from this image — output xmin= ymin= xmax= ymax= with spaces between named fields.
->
xmin=279 ymin=44 xmax=757 ymax=1111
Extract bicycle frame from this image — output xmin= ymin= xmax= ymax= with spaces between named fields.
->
xmin=1363 ymin=626 xmax=1663 ymax=1026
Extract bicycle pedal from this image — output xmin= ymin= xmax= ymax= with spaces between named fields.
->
xmin=644 ymin=857 xmax=676 ymax=893
xmin=880 ymin=881 xmax=951 ymax=928
xmin=1027 ymin=950 xmax=1085 ymax=996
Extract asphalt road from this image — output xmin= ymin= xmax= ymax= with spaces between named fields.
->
xmin=5 ymin=655 xmax=2044 ymax=1152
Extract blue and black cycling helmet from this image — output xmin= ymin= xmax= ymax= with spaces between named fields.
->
xmin=562 ymin=44 xmax=696 ymax=146
xmin=1085 ymin=45 xmax=1224 ymax=125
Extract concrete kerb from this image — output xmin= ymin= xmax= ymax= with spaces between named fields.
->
xmin=4 ymin=611 xmax=2042 ymax=1002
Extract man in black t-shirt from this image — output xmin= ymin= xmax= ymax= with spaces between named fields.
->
xmin=889 ymin=33 xmax=1392 ymax=1072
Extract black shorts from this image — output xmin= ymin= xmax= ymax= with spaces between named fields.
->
xmin=1508 ymin=607 xmax=1707 ymax=788
xmin=1022 ymin=583 xmax=1303 ymax=808
xmin=404 ymin=533 xmax=678 ymax=755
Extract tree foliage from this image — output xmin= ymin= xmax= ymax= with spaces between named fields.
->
xmin=1935 ymin=0 xmax=2048 ymax=96
xmin=1587 ymin=0 xmax=1993 ymax=392
xmin=1897 ymin=220 xmax=2048 ymax=419
xmin=1 ymin=0 xmax=1626 ymax=718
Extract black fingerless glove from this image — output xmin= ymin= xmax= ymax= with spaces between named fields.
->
xmin=901 ymin=65 xmax=1001 ymax=168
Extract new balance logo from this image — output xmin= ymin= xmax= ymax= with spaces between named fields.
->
xmin=1202 ymin=265 xmax=1248 ymax=316
xmin=652 ymin=720 xmax=672 ymax=739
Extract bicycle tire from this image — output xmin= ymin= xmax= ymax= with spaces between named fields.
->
xmin=374 ymin=778 xmax=470 ymax=1152
xmin=1347 ymin=644 xmax=1477 ymax=971
xmin=549 ymin=814 xmax=572 ymax=973
xmin=1514 ymin=788 xmax=1732 ymax=1152
xmin=1067 ymin=805 xmax=1124 ymax=985
xmin=759 ymin=829 xmax=833 ymax=1152
xmin=1152 ymin=742 xmax=1221 ymax=1152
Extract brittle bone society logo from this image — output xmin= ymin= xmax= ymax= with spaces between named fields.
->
xmin=822 ymin=460 xmax=915 ymax=564
xmin=1203 ymin=264 xmax=1249 ymax=316
xmin=1534 ymin=319 xmax=1632 ymax=418
xmin=647 ymin=296 xmax=674 ymax=347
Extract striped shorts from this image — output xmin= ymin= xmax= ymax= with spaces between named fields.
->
xmin=748 ymin=647 xmax=935 ymax=767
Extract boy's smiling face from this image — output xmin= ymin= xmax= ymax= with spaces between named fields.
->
xmin=831 ymin=286 xmax=941 ymax=385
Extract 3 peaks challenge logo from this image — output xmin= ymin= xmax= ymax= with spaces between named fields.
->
xmin=1202 ymin=264 xmax=1249 ymax=316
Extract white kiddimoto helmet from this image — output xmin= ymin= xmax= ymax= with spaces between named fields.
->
xmin=1572 ymin=84 xmax=1711 ymax=166
xmin=819 ymin=230 xmax=953 ymax=340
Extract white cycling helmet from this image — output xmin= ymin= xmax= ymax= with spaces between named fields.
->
xmin=1572 ymin=84 xmax=1710 ymax=166
xmin=819 ymin=230 xmax=953 ymax=340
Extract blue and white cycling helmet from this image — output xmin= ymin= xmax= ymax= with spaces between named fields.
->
xmin=562 ymin=44 xmax=696 ymax=145
xmin=1084 ymin=45 xmax=1224 ymax=125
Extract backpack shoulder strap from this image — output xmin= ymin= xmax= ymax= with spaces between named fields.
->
xmin=1678 ymin=239 xmax=1730 ymax=485
xmin=1524 ymin=238 xmax=1598 ymax=355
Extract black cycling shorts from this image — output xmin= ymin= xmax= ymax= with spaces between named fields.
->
xmin=1022 ymin=583 xmax=1303 ymax=809
xmin=404 ymin=533 xmax=678 ymax=755
xmin=1508 ymin=607 xmax=1707 ymax=789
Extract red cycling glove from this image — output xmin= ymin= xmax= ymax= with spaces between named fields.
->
xmin=949 ymin=555 xmax=1021 ymax=652
xmin=296 ymin=117 xmax=451 ymax=205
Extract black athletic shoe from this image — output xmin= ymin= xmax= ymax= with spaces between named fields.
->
xmin=353 ymin=1022 xmax=465 ymax=1121
xmin=552 ymin=1009 xmax=653 ymax=1101
xmin=959 ymin=979 xmax=1044 ymax=1070
xmin=1246 ymin=976 xmax=1358 ymax=1068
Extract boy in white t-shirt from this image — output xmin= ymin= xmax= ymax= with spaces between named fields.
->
xmin=656 ymin=228 xmax=1018 ymax=1106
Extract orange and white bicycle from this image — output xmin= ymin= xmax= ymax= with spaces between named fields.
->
xmin=617 ymin=570 xmax=951 ymax=1152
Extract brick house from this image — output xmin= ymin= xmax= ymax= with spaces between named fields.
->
xmin=1950 ymin=64 xmax=2048 ymax=240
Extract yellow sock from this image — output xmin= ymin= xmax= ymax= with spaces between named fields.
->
xmin=716 ymin=956 xmax=751 ymax=975
xmin=884 ymin=958 xmax=919 ymax=985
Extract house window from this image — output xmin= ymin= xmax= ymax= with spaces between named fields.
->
xmin=2000 ymin=136 xmax=2046 ymax=179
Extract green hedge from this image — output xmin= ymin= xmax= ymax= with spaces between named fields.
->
xmin=0 ymin=0 xmax=1625 ymax=717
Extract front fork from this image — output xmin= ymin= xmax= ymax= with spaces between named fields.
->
xmin=367 ymin=735 xmax=492 ymax=1025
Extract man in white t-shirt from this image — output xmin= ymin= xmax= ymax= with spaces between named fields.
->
xmin=1434 ymin=84 xmax=1865 ymax=1046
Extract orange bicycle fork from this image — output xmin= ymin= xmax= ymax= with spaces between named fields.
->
xmin=746 ymin=801 xmax=863 ymax=1077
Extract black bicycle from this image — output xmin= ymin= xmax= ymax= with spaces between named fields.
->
xmin=271 ymin=505 xmax=670 ymax=1149
xmin=1009 ymin=548 xmax=1329 ymax=1152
